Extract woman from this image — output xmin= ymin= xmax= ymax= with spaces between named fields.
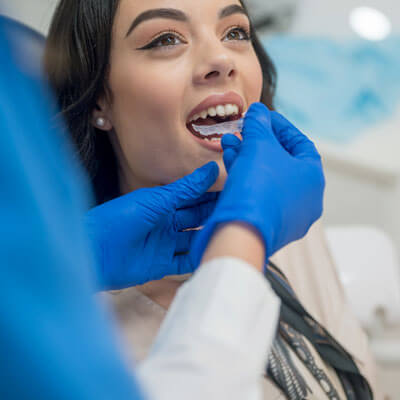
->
xmin=44 ymin=0 xmax=380 ymax=398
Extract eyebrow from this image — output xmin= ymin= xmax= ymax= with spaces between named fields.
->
xmin=125 ymin=4 xmax=248 ymax=38
xmin=219 ymin=4 xmax=248 ymax=20
xmin=126 ymin=9 xmax=187 ymax=37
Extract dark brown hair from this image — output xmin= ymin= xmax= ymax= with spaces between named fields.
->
xmin=44 ymin=0 xmax=276 ymax=204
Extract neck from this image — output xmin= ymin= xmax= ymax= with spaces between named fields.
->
xmin=110 ymin=132 xmax=155 ymax=193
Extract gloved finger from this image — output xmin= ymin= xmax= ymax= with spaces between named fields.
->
xmin=175 ymin=199 xmax=216 ymax=231
xmin=241 ymin=102 xmax=277 ymax=145
xmin=223 ymin=148 xmax=239 ymax=172
xmin=168 ymin=161 xmax=219 ymax=209
xmin=221 ymin=133 xmax=241 ymax=150
xmin=123 ymin=164 xmax=218 ymax=225
xmin=178 ymin=192 xmax=218 ymax=209
xmin=171 ymin=254 xmax=196 ymax=275
xmin=271 ymin=111 xmax=321 ymax=162
xmin=175 ymin=230 xmax=196 ymax=253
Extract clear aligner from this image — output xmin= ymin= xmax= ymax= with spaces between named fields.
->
xmin=192 ymin=118 xmax=244 ymax=136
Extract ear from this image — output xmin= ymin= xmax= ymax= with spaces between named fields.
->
xmin=92 ymin=98 xmax=113 ymax=131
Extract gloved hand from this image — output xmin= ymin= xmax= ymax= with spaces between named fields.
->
xmin=191 ymin=103 xmax=325 ymax=266
xmin=85 ymin=162 xmax=219 ymax=290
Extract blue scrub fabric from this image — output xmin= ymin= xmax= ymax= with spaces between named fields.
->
xmin=0 ymin=21 xmax=144 ymax=400
xmin=262 ymin=35 xmax=400 ymax=142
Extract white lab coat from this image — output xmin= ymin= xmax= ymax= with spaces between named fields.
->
xmin=134 ymin=257 xmax=280 ymax=400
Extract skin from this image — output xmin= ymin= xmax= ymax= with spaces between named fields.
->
xmin=202 ymin=223 xmax=265 ymax=270
xmin=93 ymin=0 xmax=263 ymax=193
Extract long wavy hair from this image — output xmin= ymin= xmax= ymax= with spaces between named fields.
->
xmin=44 ymin=0 xmax=276 ymax=204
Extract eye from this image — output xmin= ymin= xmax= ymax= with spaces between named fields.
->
xmin=138 ymin=32 xmax=186 ymax=50
xmin=224 ymin=26 xmax=251 ymax=42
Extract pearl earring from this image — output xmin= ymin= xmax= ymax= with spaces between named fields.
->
xmin=96 ymin=117 xmax=106 ymax=128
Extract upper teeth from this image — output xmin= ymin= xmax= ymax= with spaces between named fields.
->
xmin=190 ymin=104 xmax=239 ymax=122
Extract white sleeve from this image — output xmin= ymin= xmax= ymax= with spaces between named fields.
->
xmin=136 ymin=257 xmax=280 ymax=400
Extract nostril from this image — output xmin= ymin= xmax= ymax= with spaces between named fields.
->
xmin=205 ymin=71 xmax=219 ymax=80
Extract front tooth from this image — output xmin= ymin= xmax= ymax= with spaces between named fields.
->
xmin=200 ymin=110 xmax=208 ymax=119
xmin=232 ymin=105 xmax=239 ymax=115
xmin=225 ymin=104 xmax=234 ymax=115
xmin=208 ymin=107 xmax=217 ymax=117
xmin=216 ymin=105 xmax=225 ymax=117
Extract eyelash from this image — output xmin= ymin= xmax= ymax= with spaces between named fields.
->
xmin=138 ymin=29 xmax=186 ymax=50
xmin=138 ymin=25 xmax=251 ymax=51
xmin=223 ymin=25 xmax=252 ymax=42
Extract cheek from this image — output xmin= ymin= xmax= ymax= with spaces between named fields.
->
xmin=243 ymin=54 xmax=264 ymax=105
xmin=107 ymin=58 xmax=193 ymax=185
xmin=111 ymin=62 xmax=184 ymax=128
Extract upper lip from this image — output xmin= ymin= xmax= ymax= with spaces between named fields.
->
xmin=187 ymin=91 xmax=244 ymax=122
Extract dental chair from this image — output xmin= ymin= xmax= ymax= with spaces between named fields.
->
xmin=0 ymin=15 xmax=46 ymax=78
xmin=326 ymin=225 xmax=400 ymax=365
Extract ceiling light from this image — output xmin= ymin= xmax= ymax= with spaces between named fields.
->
xmin=349 ymin=6 xmax=392 ymax=41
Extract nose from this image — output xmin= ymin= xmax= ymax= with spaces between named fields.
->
xmin=192 ymin=41 xmax=237 ymax=86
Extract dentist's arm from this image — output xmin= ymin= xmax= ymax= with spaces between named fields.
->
xmin=137 ymin=224 xmax=279 ymax=400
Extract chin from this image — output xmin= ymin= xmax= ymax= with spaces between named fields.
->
xmin=208 ymin=166 xmax=227 ymax=192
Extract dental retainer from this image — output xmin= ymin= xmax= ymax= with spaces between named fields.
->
xmin=192 ymin=118 xmax=244 ymax=136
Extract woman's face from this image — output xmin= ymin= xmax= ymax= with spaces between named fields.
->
xmin=96 ymin=0 xmax=263 ymax=192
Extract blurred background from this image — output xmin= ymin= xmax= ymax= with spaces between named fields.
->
xmin=2 ymin=0 xmax=400 ymax=396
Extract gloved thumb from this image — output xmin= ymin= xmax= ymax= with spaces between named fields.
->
xmin=167 ymin=162 xmax=219 ymax=209
xmin=222 ymin=134 xmax=241 ymax=172
xmin=242 ymin=102 xmax=277 ymax=145
xmin=223 ymin=148 xmax=238 ymax=172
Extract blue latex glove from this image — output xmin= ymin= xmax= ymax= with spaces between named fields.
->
xmin=191 ymin=103 xmax=325 ymax=265
xmin=86 ymin=162 xmax=219 ymax=290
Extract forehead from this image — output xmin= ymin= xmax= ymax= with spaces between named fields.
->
xmin=114 ymin=0 xmax=244 ymax=34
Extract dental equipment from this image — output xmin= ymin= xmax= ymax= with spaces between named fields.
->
xmin=192 ymin=118 xmax=244 ymax=136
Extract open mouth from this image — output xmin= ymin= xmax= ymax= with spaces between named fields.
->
xmin=186 ymin=104 xmax=243 ymax=142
